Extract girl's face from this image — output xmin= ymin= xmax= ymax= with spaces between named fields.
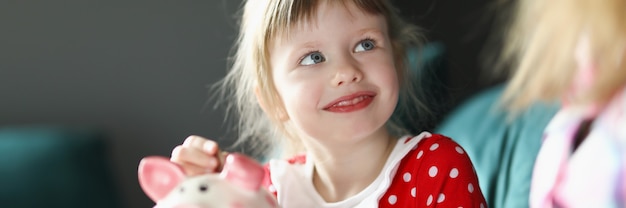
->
xmin=269 ymin=1 xmax=399 ymax=144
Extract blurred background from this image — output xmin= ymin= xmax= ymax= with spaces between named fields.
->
xmin=0 ymin=0 xmax=503 ymax=207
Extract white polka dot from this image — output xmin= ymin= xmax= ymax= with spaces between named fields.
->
xmin=449 ymin=168 xmax=459 ymax=178
xmin=429 ymin=143 xmax=439 ymax=151
xmin=416 ymin=150 xmax=424 ymax=159
xmin=468 ymin=183 xmax=474 ymax=193
xmin=437 ymin=193 xmax=445 ymax=203
xmin=411 ymin=187 xmax=416 ymax=197
xmin=428 ymin=166 xmax=439 ymax=178
xmin=268 ymin=185 xmax=276 ymax=192
xmin=426 ymin=194 xmax=433 ymax=206
xmin=429 ymin=166 xmax=438 ymax=177
xmin=455 ymin=146 xmax=465 ymax=154
xmin=388 ymin=195 xmax=397 ymax=205
xmin=403 ymin=172 xmax=412 ymax=182
xmin=480 ymin=203 xmax=485 ymax=208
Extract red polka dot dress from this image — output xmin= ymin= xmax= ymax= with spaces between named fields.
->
xmin=262 ymin=132 xmax=487 ymax=208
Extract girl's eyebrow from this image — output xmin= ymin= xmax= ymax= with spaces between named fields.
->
xmin=357 ymin=28 xmax=385 ymax=37
xmin=297 ymin=41 xmax=321 ymax=49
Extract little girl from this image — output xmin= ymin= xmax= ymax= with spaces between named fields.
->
xmin=496 ymin=0 xmax=626 ymax=207
xmin=171 ymin=0 xmax=486 ymax=207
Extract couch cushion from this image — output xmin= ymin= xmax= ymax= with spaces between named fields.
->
xmin=435 ymin=85 xmax=559 ymax=208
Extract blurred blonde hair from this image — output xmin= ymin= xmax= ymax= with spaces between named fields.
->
xmin=497 ymin=0 xmax=626 ymax=111
xmin=214 ymin=0 xmax=428 ymax=158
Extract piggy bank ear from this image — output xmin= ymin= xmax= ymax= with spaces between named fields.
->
xmin=138 ymin=156 xmax=186 ymax=202
xmin=220 ymin=153 xmax=265 ymax=191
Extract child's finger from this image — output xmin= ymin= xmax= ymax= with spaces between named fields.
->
xmin=171 ymin=145 xmax=218 ymax=171
xmin=182 ymin=135 xmax=219 ymax=155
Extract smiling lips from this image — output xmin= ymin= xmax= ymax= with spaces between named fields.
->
xmin=323 ymin=92 xmax=376 ymax=113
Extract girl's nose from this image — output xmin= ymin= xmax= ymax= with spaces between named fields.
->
xmin=331 ymin=62 xmax=363 ymax=87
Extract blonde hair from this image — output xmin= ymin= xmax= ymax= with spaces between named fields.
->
xmin=496 ymin=0 xmax=626 ymax=111
xmin=215 ymin=0 xmax=428 ymax=158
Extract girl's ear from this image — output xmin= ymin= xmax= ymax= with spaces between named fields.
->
xmin=254 ymin=86 xmax=289 ymax=122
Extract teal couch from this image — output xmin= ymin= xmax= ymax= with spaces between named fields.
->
xmin=0 ymin=126 xmax=123 ymax=208
xmin=435 ymin=85 xmax=559 ymax=208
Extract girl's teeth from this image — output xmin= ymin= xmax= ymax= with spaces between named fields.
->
xmin=335 ymin=96 xmax=366 ymax=107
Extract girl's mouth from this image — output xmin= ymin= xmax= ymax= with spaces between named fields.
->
xmin=323 ymin=92 xmax=376 ymax=113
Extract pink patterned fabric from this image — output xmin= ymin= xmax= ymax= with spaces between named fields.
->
xmin=529 ymin=87 xmax=626 ymax=208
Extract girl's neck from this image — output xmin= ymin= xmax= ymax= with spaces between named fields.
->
xmin=306 ymin=130 xmax=398 ymax=203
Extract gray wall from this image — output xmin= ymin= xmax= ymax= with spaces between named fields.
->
xmin=1 ymin=1 xmax=241 ymax=207
xmin=396 ymin=0 xmax=503 ymax=105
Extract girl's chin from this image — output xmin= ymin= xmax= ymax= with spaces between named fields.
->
xmin=313 ymin=125 xmax=388 ymax=141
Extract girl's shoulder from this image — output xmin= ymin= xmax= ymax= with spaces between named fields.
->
xmin=411 ymin=133 xmax=458 ymax=147
xmin=400 ymin=133 xmax=468 ymax=159
xmin=402 ymin=133 xmax=474 ymax=169
xmin=380 ymin=133 xmax=487 ymax=207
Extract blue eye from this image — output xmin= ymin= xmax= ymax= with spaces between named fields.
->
xmin=355 ymin=39 xmax=375 ymax=52
xmin=300 ymin=51 xmax=326 ymax=66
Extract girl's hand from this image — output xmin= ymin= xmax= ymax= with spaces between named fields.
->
xmin=170 ymin=135 xmax=227 ymax=176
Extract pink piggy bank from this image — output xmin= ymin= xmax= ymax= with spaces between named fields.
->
xmin=138 ymin=153 xmax=278 ymax=208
